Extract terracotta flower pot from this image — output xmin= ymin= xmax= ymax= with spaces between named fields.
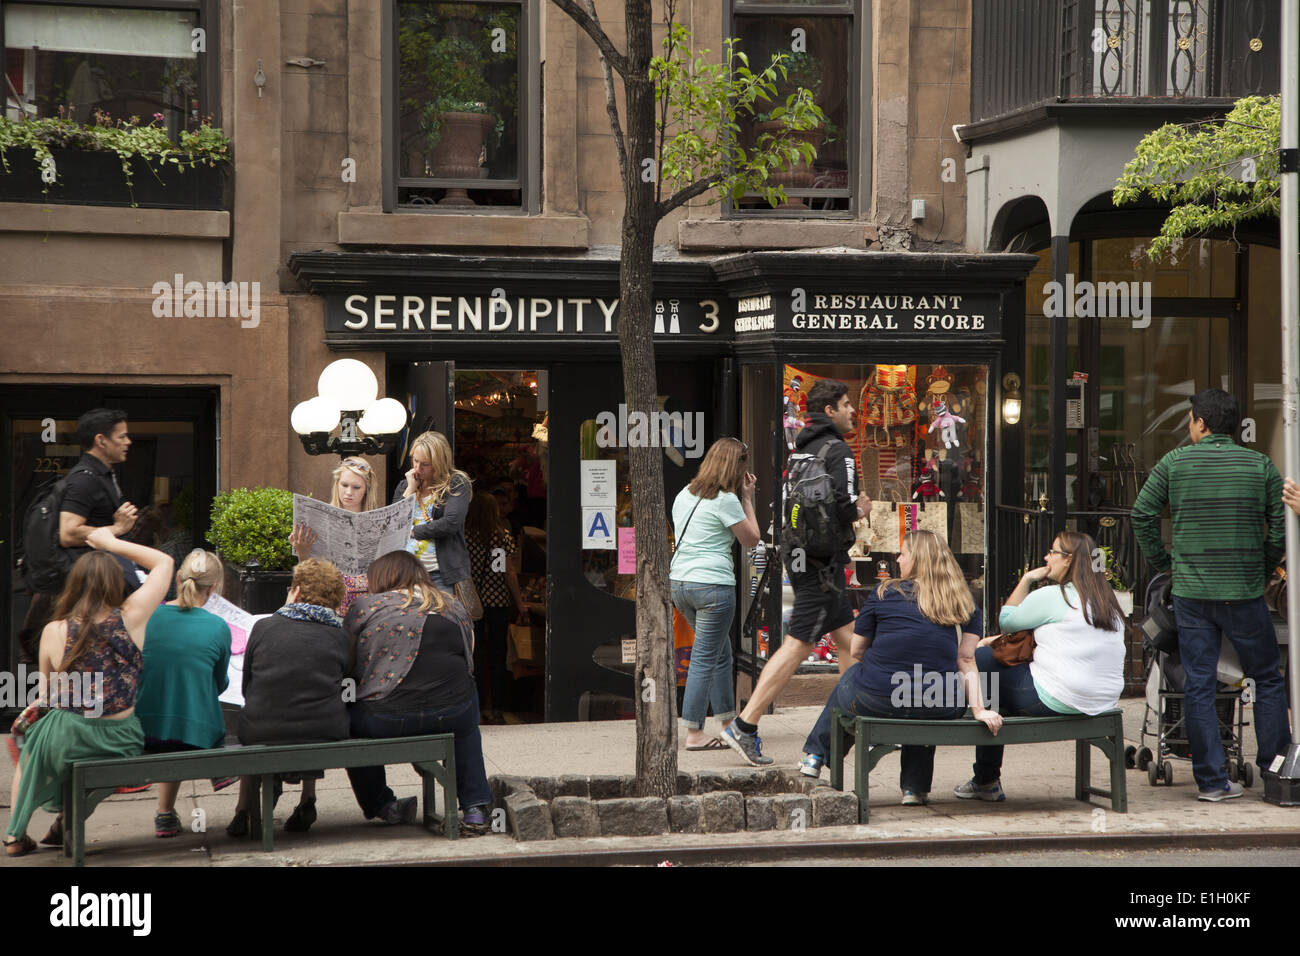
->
xmin=430 ymin=111 xmax=495 ymax=207
xmin=754 ymin=121 xmax=824 ymax=209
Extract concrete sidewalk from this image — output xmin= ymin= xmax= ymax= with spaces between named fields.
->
xmin=2 ymin=697 xmax=1296 ymax=867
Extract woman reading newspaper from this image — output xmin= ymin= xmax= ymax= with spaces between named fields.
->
xmin=289 ymin=456 xmax=382 ymax=615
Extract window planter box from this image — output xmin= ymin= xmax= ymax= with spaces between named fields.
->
xmin=0 ymin=147 xmax=226 ymax=210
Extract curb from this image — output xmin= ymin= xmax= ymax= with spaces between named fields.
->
xmin=354 ymin=829 xmax=1300 ymax=867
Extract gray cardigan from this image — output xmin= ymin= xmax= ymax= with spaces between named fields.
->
xmin=393 ymin=473 xmax=471 ymax=585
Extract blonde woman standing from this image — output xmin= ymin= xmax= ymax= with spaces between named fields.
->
xmin=397 ymin=431 xmax=472 ymax=594
xmin=134 ymin=550 xmax=233 ymax=838
xmin=290 ymin=456 xmax=381 ymax=615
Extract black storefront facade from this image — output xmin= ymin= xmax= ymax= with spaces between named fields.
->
xmin=289 ymin=250 xmax=1037 ymax=722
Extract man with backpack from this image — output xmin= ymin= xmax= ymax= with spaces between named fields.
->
xmin=17 ymin=408 xmax=139 ymax=663
xmin=722 ymin=379 xmax=869 ymax=766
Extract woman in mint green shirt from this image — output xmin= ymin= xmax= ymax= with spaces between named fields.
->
xmin=671 ymin=438 xmax=760 ymax=750
xmin=136 ymin=550 xmax=232 ymax=838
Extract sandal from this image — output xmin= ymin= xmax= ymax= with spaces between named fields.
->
xmin=284 ymin=799 xmax=317 ymax=833
xmin=684 ymin=737 xmax=727 ymax=751
xmin=226 ymin=809 xmax=250 ymax=838
xmin=40 ymin=814 xmax=63 ymax=847
xmin=3 ymin=834 xmax=37 ymax=857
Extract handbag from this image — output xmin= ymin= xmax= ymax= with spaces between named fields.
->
xmin=989 ymin=629 xmax=1035 ymax=666
xmin=454 ymin=578 xmax=484 ymax=621
xmin=10 ymin=700 xmax=47 ymax=736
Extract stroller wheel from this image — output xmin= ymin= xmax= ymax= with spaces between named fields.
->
xmin=1228 ymin=762 xmax=1239 ymax=783
xmin=1125 ymin=745 xmax=1137 ymax=770
xmin=1243 ymin=763 xmax=1255 ymax=788
xmin=1137 ymin=747 xmax=1153 ymax=771
xmin=1148 ymin=762 xmax=1160 ymax=787
xmin=1161 ymin=761 xmax=1174 ymax=786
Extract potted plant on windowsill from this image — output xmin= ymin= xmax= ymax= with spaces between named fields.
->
xmin=0 ymin=108 xmax=230 ymax=209
xmin=207 ymin=487 xmax=296 ymax=614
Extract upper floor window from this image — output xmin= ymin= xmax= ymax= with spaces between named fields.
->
xmin=388 ymin=0 xmax=534 ymax=211
xmin=729 ymin=0 xmax=857 ymax=215
xmin=3 ymin=1 xmax=213 ymax=138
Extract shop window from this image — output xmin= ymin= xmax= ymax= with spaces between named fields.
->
xmin=743 ymin=361 xmax=989 ymax=669
xmin=729 ymin=0 xmax=857 ymax=214
xmin=3 ymin=1 xmax=209 ymax=136
xmin=391 ymin=0 xmax=530 ymax=211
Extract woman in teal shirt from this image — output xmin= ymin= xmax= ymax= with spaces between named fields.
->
xmin=136 ymin=549 xmax=232 ymax=837
xmin=671 ymin=438 xmax=760 ymax=750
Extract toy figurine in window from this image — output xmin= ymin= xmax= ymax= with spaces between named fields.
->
xmin=927 ymin=397 xmax=966 ymax=450
xmin=912 ymin=453 xmax=945 ymax=503
xmin=783 ymin=375 xmax=807 ymax=450
xmin=860 ymin=364 xmax=917 ymax=448
xmin=957 ymin=454 xmax=984 ymax=503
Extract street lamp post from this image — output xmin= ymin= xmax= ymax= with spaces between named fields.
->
xmin=291 ymin=358 xmax=408 ymax=457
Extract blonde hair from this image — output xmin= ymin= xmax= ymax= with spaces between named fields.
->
xmin=876 ymin=530 xmax=975 ymax=627
xmin=330 ymin=457 xmax=379 ymax=512
xmin=176 ymin=549 xmax=224 ymax=609
xmin=688 ymin=438 xmax=747 ymax=499
xmin=410 ymin=431 xmax=471 ymax=509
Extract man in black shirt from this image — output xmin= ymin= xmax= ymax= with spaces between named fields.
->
xmin=17 ymin=409 xmax=138 ymax=663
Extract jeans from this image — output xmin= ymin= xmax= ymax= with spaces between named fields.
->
xmin=1172 ymin=595 xmax=1290 ymax=791
xmin=804 ymin=662 xmax=963 ymax=793
xmin=346 ymin=691 xmax=492 ymax=814
xmin=671 ymin=581 xmax=737 ymax=731
xmin=971 ymin=646 xmax=1058 ymax=785
xmin=474 ymin=605 xmax=511 ymax=713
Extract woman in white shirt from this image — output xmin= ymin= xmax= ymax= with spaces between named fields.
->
xmin=670 ymin=438 xmax=760 ymax=751
xmin=954 ymin=530 xmax=1126 ymax=802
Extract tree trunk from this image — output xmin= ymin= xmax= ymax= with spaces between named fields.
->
xmin=620 ymin=0 xmax=677 ymax=799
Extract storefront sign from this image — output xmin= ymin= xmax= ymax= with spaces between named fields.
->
xmin=735 ymin=291 xmax=1002 ymax=337
xmin=327 ymin=293 xmax=723 ymax=338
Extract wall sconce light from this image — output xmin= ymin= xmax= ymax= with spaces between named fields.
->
xmin=1002 ymin=372 xmax=1022 ymax=425
xmin=253 ymin=59 xmax=267 ymax=97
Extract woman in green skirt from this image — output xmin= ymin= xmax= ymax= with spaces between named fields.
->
xmin=4 ymin=527 xmax=173 ymax=857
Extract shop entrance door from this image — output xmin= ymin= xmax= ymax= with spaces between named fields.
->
xmin=1 ymin=386 xmax=218 ymax=683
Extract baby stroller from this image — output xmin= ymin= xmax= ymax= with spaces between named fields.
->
xmin=1129 ymin=572 xmax=1254 ymax=787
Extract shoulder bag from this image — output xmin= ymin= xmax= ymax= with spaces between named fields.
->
xmin=989 ymin=629 xmax=1035 ymax=666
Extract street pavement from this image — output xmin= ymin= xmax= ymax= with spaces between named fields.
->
xmin=2 ymin=697 xmax=1296 ymax=867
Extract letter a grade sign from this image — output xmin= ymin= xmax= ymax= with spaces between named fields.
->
xmin=582 ymin=507 xmax=616 ymax=549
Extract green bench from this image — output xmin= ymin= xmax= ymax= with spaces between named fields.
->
xmin=827 ymin=709 xmax=1128 ymax=823
xmin=62 ymin=734 xmax=458 ymax=866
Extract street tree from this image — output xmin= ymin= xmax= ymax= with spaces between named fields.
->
xmin=1113 ymin=95 xmax=1281 ymax=258
xmin=548 ymin=0 xmax=825 ymax=797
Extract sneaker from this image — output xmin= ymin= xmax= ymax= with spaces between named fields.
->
xmin=953 ymin=777 xmax=1005 ymax=802
xmin=379 ymin=796 xmax=418 ymax=826
xmin=462 ymin=805 xmax=491 ymax=833
xmin=901 ymin=790 xmax=928 ymax=806
xmin=1196 ymin=781 xmax=1245 ymax=802
xmin=798 ymin=754 xmax=824 ymax=779
xmin=721 ymin=724 xmax=775 ymax=766
xmin=284 ymin=798 xmax=317 ymax=833
xmin=154 ymin=810 xmax=182 ymax=838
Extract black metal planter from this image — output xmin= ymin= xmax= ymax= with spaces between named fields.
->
xmin=0 ymin=148 xmax=226 ymax=209
xmin=225 ymin=559 xmax=294 ymax=615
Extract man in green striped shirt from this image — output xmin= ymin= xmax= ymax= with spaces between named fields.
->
xmin=1131 ymin=388 xmax=1289 ymax=802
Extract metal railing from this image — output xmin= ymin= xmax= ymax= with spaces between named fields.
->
xmin=971 ymin=0 xmax=1282 ymax=124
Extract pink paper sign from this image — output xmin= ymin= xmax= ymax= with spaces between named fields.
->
xmin=618 ymin=526 xmax=636 ymax=575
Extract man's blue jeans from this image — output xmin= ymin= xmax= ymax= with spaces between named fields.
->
xmin=1171 ymin=595 xmax=1290 ymax=791
xmin=671 ymin=581 xmax=737 ymax=731
xmin=805 ymin=662 xmax=963 ymax=793
xmin=971 ymin=646 xmax=1058 ymax=785
xmin=346 ymin=692 xmax=493 ymax=814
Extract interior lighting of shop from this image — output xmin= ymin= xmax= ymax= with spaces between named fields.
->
xmin=1001 ymin=372 xmax=1022 ymax=425
xmin=291 ymin=358 xmax=408 ymax=456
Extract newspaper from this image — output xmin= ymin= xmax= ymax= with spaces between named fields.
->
xmin=291 ymin=494 xmax=416 ymax=577
xmin=202 ymin=592 xmax=269 ymax=656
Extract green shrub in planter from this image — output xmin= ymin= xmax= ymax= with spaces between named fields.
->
xmin=207 ymin=487 xmax=295 ymax=572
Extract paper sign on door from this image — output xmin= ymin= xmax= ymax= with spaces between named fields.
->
xmin=582 ymin=507 xmax=616 ymax=549
xmin=617 ymin=526 xmax=636 ymax=573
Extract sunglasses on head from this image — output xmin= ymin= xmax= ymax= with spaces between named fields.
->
xmin=342 ymin=457 xmax=372 ymax=474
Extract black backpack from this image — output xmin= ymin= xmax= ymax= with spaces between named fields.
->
xmin=19 ymin=467 xmax=95 ymax=594
xmin=782 ymin=443 xmax=853 ymax=562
